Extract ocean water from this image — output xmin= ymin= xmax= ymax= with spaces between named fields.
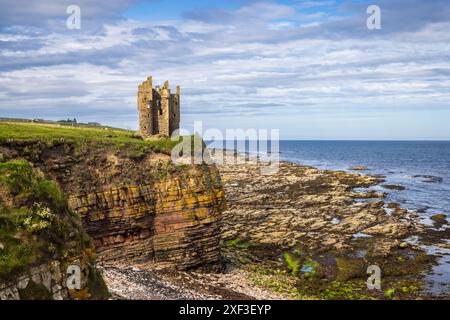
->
xmin=279 ymin=141 xmax=450 ymax=218
xmin=210 ymin=140 xmax=450 ymax=216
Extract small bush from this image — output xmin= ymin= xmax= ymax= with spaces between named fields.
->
xmin=283 ymin=252 xmax=300 ymax=275
xmin=0 ymin=160 xmax=79 ymax=279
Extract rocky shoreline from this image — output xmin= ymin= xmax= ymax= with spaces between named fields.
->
xmin=102 ymin=156 xmax=449 ymax=300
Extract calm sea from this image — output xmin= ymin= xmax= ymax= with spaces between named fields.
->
xmin=211 ymin=140 xmax=450 ymax=216
xmin=279 ymin=140 xmax=450 ymax=218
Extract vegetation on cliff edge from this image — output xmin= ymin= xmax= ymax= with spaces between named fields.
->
xmin=0 ymin=122 xmax=178 ymax=155
xmin=0 ymin=160 xmax=88 ymax=278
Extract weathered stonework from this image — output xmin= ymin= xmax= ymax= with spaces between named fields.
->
xmin=68 ymin=165 xmax=226 ymax=271
xmin=0 ymin=251 xmax=107 ymax=300
xmin=138 ymin=76 xmax=180 ymax=137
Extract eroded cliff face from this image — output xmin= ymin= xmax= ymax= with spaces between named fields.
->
xmin=0 ymin=139 xmax=226 ymax=272
xmin=68 ymin=165 xmax=225 ymax=270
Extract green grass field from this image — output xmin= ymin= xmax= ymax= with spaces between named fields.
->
xmin=0 ymin=121 xmax=179 ymax=155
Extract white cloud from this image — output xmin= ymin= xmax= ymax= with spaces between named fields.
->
xmin=0 ymin=0 xmax=449 ymax=138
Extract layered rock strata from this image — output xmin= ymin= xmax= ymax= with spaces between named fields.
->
xmin=0 ymin=138 xmax=227 ymax=272
xmin=68 ymin=165 xmax=226 ymax=270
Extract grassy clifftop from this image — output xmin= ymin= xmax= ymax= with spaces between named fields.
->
xmin=0 ymin=122 xmax=184 ymax=193
xmin=0 ymin=122 xmax=178 ymax=155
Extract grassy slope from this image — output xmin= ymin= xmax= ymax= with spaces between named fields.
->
xmin=0 ymin=159 xmax=110 ymax=299
xmin=0 ymin=160 xmax=89 ymax=278
xmin=0 ymin=122 xmax=178 ymax=155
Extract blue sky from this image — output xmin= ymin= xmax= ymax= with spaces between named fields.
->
xmin=0 ymin=0 xmax=450 ymax=139
xmin=124 ymin=0 xmax=243 ymax=21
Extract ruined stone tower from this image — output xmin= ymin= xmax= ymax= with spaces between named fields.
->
xmin=138 ymin=75 xmax=180 ymax=137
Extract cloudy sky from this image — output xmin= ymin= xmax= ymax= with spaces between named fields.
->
xmin=0 ymin=0 xmax=449 ymax=139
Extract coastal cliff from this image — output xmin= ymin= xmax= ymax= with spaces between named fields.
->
xmin=1 ymin=122 xmax=446 ymax=300
xmin=0 ymin=122 xmax=226 ymax=299
xmin=68 ymin=165 xmax=225 ymax=270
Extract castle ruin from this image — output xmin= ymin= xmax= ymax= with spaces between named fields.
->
xmin=138 ymin=76 xmax=180 ymax=137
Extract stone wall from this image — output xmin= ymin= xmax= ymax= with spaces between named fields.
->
xmin=68 ymin=165 xmax=226 ymax=270
xmin=137 ymin=76 xmax=154 ymax=136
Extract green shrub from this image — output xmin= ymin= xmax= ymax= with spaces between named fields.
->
xmin=284 ymin=252 xmax=300 ymax=275
xmin=0 ymin=160 xmax=79 ymax=278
